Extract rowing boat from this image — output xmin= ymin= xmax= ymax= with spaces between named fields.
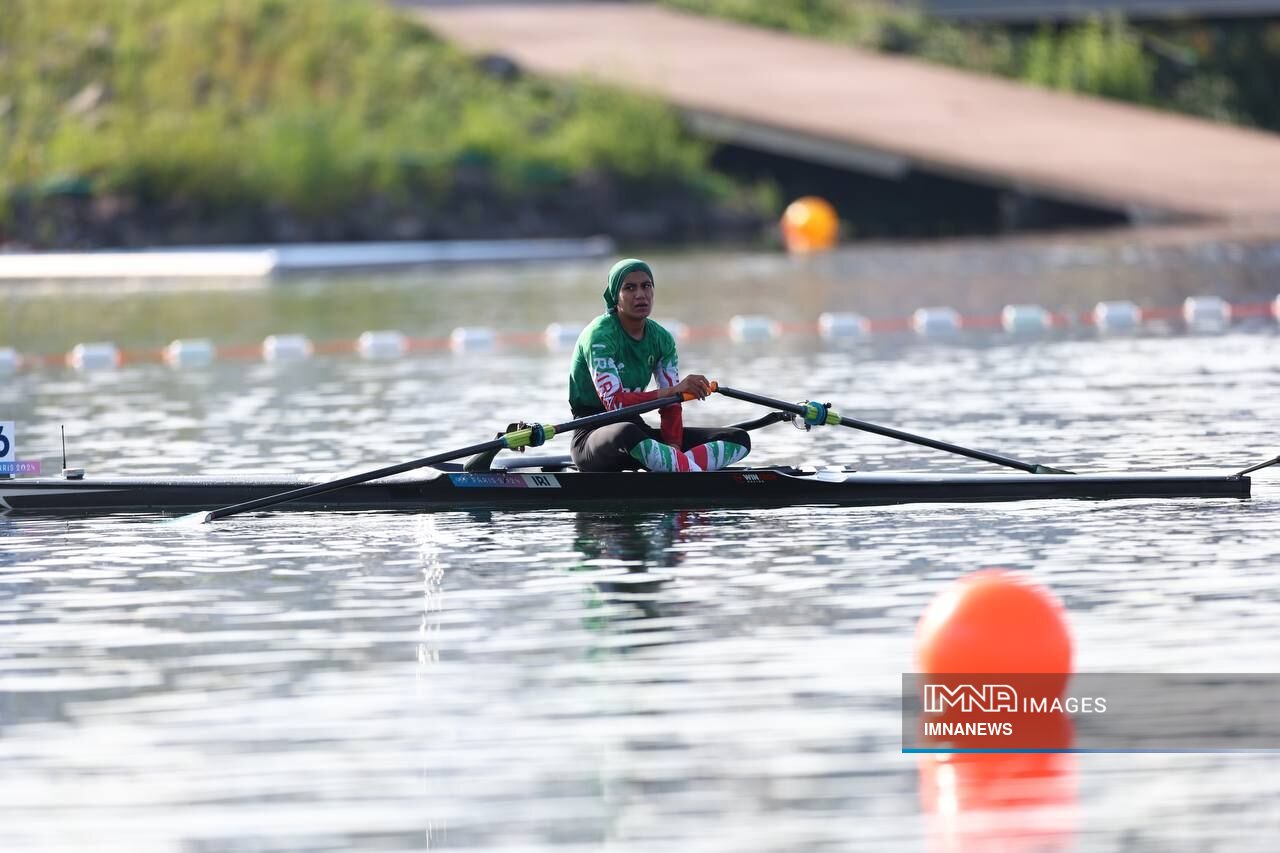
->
xmin=0 ymin=456 xmax=1250 ymax=514
xmin=7 ymin=387 xmax=1266 ymax=519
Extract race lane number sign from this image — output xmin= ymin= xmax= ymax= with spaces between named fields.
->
xmin=0 ymin=422 xmax=12 ymax=466
xmin=0 ymin=422 xmax=39 ymax=475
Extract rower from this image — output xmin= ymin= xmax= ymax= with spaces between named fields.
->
xmin=567 ymin=258 xmax=750 ymax=472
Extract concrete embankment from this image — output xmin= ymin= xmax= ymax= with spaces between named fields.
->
xmin=411 ymin=2 xmax=1280 ymax=224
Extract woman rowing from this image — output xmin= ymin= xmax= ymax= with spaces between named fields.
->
xmin=568 ymin=258 xmax=750 ymax=472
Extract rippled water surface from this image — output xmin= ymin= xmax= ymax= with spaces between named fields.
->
xmin=2 ymin=261 xmax=1279 ymax=852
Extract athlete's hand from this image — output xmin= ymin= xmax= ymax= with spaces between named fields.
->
xmin=672 ymin=374 xmax=714 ymax=400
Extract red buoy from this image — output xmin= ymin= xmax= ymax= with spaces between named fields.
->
xmin=915 ymin=569 xmax=1073 ymax=694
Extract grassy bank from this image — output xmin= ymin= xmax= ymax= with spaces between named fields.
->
xmin=0 ymin=0 xmax=772 ymax=248
xmin=661 ymin=1 xmax=1280 ymax=129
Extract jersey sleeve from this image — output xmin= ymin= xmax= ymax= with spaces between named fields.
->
xmin=653 ymin=336 xmax=684 ymax=448
xmin=588 ymin=329 xmax=660 ymax=412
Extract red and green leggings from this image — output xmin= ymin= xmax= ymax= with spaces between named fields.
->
xmin=570 ymin=419 xmax=750 ymax=473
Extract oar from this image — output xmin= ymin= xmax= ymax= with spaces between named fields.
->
xmin=183 ymin=389 xmax=710 ymax=524
xmin=715 ymin=385 xmax=1073 ymax=475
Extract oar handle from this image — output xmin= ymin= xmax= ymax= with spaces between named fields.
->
xmin=679 ymin=380 xmax=717 ymax=402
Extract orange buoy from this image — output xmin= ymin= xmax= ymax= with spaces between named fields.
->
xmin=915 ymin=569 xmax=1073 ymax=694
xmin=780 ymin=196 xmax=839 ymax=253
xmin=915 ymin=570 xmax=1077 ymax=849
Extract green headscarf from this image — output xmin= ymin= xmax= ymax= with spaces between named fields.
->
xmin=603 ymin=258 xmax=653 ymax=313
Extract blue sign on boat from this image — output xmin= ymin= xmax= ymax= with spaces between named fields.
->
xmin=448 ymin=473 xmax=562 ymax=489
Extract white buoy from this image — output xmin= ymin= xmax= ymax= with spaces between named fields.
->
xmin=357 ymin=330 xmax=407 ymax=360
xmin=449 ymin=326 xmax=495 ymax=353
xmin=544 ymin=323 xmax=583 ymax=352
xmin=1001 ymin=304 xmax=1052 ymax=335
xmin=1092 ymin=300 xmax=1141 ymax=333
xmin=818 ymin=312 xmax=870 ymax=340
xmin=0 ymin=347 xmax=17 ymax=373
xmin=653 ymin=319 xmax=689 ymax=343
xmin=67 ymin=342 xmax=120 ymax=370
xmin=1273 ymin=294 xmax=1280 ymax=322
xmin=728 ymin=315 xmax=779 ymax=343
xmin=1182 ymin=296 xmax=1231 ymax=333
xmin=163 ymin=338 xmax=215 ymax=368
xmin=262 ymin=334 xmax=313 ymax=362
xmin=912 ymin=307 xmax=961 ymax=338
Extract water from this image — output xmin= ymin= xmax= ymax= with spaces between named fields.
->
xmin=2 ymin=257 xmax=1279 ymax=851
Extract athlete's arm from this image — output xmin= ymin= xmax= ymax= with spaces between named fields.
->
xmin=653 ymin=344 xmax=685 ymax=448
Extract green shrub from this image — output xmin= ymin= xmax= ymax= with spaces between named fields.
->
xmin=659 ymin=1 xmax=1266 ymax=127
xmin=1023 ymin=17 xmax=1155 ymax=103
xmin=0 ymin=0 xmax=733 ymax=223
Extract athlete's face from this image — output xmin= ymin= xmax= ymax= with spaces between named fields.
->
xmin=616 ymin=270 xmax=654 ymax=322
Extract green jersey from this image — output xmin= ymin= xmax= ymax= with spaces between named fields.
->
xmin=568 ymin=314 xmax=681 ymax=416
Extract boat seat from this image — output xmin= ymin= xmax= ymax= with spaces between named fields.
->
xmin=493 ymin=454 xmax=575 ymax=472
xmin=457 ymin=451 xmax=576 ymax=473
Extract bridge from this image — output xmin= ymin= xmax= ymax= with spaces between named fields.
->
xmin=408 ymin=2 xmax=1280 ymax=226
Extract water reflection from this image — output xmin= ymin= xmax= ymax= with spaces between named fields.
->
xmin=570 ymin=511 xmax=703 ymax=654
xmin=920 ymin=750 xmax=1079 ymax=853
xmin=572 ymin=510 xmax=703 ymax=570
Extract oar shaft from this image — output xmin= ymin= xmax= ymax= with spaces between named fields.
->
xmin=715 ymin=386 xmax=815 ymax=420
xmin=201 ymin=391 xmax=695 ymax=522
xmin=1235 ymin=454 xmax=1279 ymax=478
xmin=716 ymin=385 xmax=1050 ymax=474
xmin=835 ymin=413 xmax=1037 ymax=473
xmin=549 ymin=398 xmax=680 ymax=435
xmin=202 ymin=437 xmax=506 ymax=522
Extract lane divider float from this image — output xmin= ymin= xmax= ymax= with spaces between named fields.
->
xmin=26 ymin=293 xmax=1280 ymax=372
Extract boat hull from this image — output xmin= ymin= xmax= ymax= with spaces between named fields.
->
xmin=0 ymin=468 xmax=1251 ymax=515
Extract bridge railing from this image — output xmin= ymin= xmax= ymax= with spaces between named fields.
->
xmin=898 ymin=0 xmax=1280 ymax=22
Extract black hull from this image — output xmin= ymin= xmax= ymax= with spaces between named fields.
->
xmin=0 ymin=468 xmax=1251 ymax=515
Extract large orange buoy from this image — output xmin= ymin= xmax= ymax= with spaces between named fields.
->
xmin=915 ymin=569 xmax=1073 ymax=694
xmin=780 ymin=196 xmax=839 ymax=253
xmin=915 ymin=571 xmax=1077 ymax=851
